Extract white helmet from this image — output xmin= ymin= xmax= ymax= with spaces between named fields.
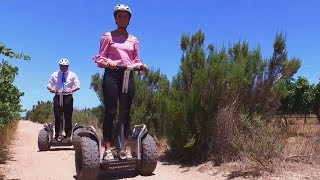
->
xmin=58 ymin=58 xmax=69 ymax=66
xmin=113 ymin=4 xmax=132 ymax=18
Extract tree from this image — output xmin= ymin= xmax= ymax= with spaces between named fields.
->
xmin=131 ymin=69 xmax=170 ymax=136
xmin=279 ymin=77 xmax=317 ymax=124
xmin=292 ymin=77 xmax=314 ymax=123
xmin=313 ymin=80 xmax=320 ymax=122
xmin=0 ymin=43 xmax=30 ymax=127
xmin=163 ymin=31 xmax=300 ymax=163
xmin=278 ymin=79 xmax=295 ymax=126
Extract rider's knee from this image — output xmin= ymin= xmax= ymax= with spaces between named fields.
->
xmin=107 ymin=108 xmax=117 ymax=116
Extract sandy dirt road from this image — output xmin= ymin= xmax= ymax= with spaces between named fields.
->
xmin=0 ymin=120 xmax=216 ymax=180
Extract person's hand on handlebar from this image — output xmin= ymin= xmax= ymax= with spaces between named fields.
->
xmin=138 ymin=64 xmax=148 ymax=72
xmin=105 ymin=62 xmax=148 ymax=72
xmin=65 ymin=89 xmax=73 ymax=94
xmin=55 ymin=91 xmax=64 ymax=95
xmin=106 ymin=62 xmax=118 ymax=69
xmin=50 ymin=89 xmax=57 ymax=94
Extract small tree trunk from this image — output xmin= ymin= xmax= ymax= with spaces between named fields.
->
xmin=304 ymin=113 xmax=307 ymax=124
xmin=316 ymin=111 xmax=320 ymax=124
xmin=283 ymin=115 xmax=288 ymax=129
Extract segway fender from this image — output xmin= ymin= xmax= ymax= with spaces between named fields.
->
xmin=72 ymin=123 xmax=83 ymax=131
xmin=77 ymin=128 xmax=100 ymax=146
xmin=43 ymin=123 xmax=53 ymax=141
xmin=71 ymin=124 xmax=84 ymax=138
xmin=130 ymin=124 xmax=148 ymax=160
xmin=44 ymin=123 xmax=53 ymax=131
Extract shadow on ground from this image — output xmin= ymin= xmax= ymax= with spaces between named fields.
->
xmin=73 ymin=170 xmax=155 ymax=180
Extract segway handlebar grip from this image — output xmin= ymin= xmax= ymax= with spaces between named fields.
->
xmin=106 ymin=64 xmax=141 ymax=71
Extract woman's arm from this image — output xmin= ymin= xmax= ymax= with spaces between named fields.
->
xmin=93 ymin=33 xmax=112 ymax=68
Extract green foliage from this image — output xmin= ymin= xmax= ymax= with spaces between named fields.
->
xmin=278 ymin=79 xmax=295 ymax=115
xmin=90 ymin=73 xmax=104 ymax=106
xmin=72 ymin=108 xmax=100 ymax=128
xmin=293 ymin=77 xmax=315 ymax=114
xmin=131 ymin=69 xmax=170 ymax=136
xmin=0 ymin=43 xmax=30 ymax=127
xmin=89 ymin=105 xmax=104 ymax=123
xmin=89 ymin=74 xmax=106 ymax=127
xmin=0 ymin=43 xmax=30 ymax=61
xmin=313 ymin=80 xmax=320 ymax=116
xmin=278 ymin=77 xmax=320 ymax=120
xmin=0 ymin=43 xmax=29 ymax=178
xmin=163 ymin=30 xmax=300 ymax=162
xmin=0 ymin=61 xmax=24 ymax=127
xmin=26 ymin=100 xmax=100 ymax=129
xmin=26 ymin=101 xmax=53 ymax=124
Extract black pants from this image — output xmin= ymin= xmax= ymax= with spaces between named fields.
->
xmin=53 ymin=94 xmax=73 ymax=137
xmin=102 ymin=69 xmax=135 ymax=142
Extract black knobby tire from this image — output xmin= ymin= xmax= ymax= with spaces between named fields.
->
xmin=75 ymin=136 xmax=100 ymax=180
xmin=72 ymin=128 xmax=82 ymax=150
xmin=38 ymin=128 xmax=50 ymax=151
xmin=138 ymin=134 xmax=157 ymax=175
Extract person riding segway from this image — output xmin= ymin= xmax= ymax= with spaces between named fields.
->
xmin=73 ymin=4 xmax=157 ymax=180
xmin=37 ymin=58 xmax=81 ymax=150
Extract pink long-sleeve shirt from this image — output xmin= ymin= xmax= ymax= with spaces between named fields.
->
xmin=93 ymin=32 xmax=143 ymax=68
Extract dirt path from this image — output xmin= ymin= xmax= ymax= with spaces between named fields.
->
xmin=0 ymin=120 xmax=216 ymax=180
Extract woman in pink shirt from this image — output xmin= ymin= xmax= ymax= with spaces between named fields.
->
xmin=93 ymin=4 xmax=148 ymax=160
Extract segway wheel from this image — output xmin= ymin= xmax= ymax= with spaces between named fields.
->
xmin=72 ymin=128 xmax=82 ymax=149
xmin=75 ymin=136 xmax=100 ymax=180
xmin=38 ymin=128 xmax=51 ymax=151
xmin=137 ymin=134 xmax=157 ymax=175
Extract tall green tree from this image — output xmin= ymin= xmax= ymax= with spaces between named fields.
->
xmin=164 ymin=31 xmax=300 ymax=162
xmin=278 ymin=79 xmax=295 ymax=126
xmin=292 ymin=77 xmax=315 ymax=122
xmin=279 ymin=77 xmax=317 ymax=124
xmin=0 ymin=43 xmax=30 ymax=127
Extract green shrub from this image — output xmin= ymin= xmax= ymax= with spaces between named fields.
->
xmin=26 ymin=101 xmax=53 ymax=124
xmin=72 ymin=109 xmax=99 ymax=128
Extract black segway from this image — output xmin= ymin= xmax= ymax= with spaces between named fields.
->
xmin=74 ymin=65 xmax=157 ymax=180
xmin=38 ymin=91 xmax=83 ymax=151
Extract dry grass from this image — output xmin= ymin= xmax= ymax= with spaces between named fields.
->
xmin=155 ymin=137 xmax=170 ymax=156
xmin=0 ymin=120 xmax=18 ymax=163
xmin=212 ymin=105 xmax=241 ymax=165
xmin=286 ymin=117 xmax=320 ymax=136
xmin=0 ymin=120 xmax=18 ymax=178
xmin=229 ymin=116 xmax=320 ymax=179
xmin=284 ymin=117 xmax=320 ymax=165
xmin=233 ymin=116 xmax=286 ymax=173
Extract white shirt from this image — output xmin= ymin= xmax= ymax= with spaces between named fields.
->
xmin=47 ymin=70 xmax=80 ymax=94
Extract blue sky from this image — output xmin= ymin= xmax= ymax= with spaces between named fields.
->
xmin=1 ymin=0 xmax=319 ymax=112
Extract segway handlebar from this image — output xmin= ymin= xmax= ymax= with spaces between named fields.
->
xmin=55 ymin=91 xmax=67 ymax=95
xmin=106 ymin=64 xmax=147 ymax=72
